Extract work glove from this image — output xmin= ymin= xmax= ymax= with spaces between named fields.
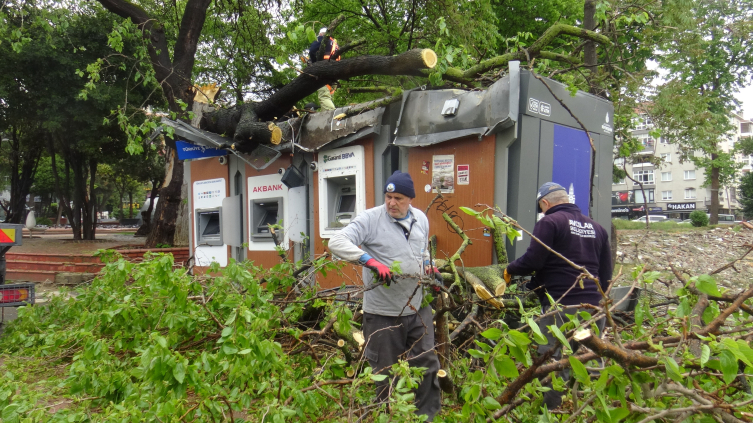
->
xmin=430 ymin=267 xmax=443 ymax=292
xmin=503 ymin=268 xmax=512 ymax=284
xmin=364 ymin=259 xmax=394 ymax=286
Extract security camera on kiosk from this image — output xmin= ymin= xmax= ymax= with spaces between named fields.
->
xmin=218 ymin=156 xmax=228 ymax=165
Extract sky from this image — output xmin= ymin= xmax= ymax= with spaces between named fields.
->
xmin=737 ymin=84 xmax=753 ymax=120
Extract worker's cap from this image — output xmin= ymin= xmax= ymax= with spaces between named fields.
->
xmin=384 ymin=171 xmax=415 ymax=198
xmin=536 ymin=182 xmax=566 ymax=212
xmin=319 ymin=27 xmax=328 ymax=34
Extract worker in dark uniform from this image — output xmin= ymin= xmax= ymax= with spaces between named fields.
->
xmin=503 ymin=182 xmax=612 ymax=409
xmin=308 ymin=27 xmax=338 ymax=110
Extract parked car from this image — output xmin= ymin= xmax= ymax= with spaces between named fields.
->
xmin=708 ymin=213 xmax=736 ymax=224
xmin=632 ymin=215 xmax=668 ymax=223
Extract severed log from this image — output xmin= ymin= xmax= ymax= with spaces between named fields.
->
xmin=457 ymin=268 xmax=504 ymax=309
xmin=464 ymin=266 xmax=507 ymax=299
xmin=437 ymin=369 xmax=455 ymax=394
xmin=200 ymin=103 xmax=282 ymax=154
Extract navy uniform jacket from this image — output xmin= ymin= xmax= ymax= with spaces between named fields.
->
xmin=506 ymin=203 xmax=612 ymax=306
xmin=308 ymin=36 xmax=332 ymax=63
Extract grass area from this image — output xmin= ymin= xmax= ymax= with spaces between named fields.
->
xmin=612 ymin=219 xmax=714 ymax=231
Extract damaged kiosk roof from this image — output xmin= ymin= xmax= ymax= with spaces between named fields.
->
xmin=162 ymin=62 xmax=613 ymax=156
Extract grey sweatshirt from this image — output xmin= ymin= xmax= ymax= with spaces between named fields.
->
xmin=328 ymin=204 xmax=431 ymax=316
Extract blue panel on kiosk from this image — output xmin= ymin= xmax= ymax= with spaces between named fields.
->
xmin=551 ymin=124 xmax=591 ymax=216
xmin=176 ymin=141 xmax=227 ymax=160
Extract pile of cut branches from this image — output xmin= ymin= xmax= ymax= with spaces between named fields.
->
xmin=2 ymin=206 xmax=753 ymax=423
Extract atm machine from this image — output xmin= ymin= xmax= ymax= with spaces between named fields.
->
xmin=193 ymin=177 xmax=228 ymax=266
xmin=318 ymin=145 xmax=367 ymax=238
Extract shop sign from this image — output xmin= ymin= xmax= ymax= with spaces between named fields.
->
xmin=649 ymin=207 xmax=663 ymax=212
xmin=667 ymin=202 xmax=696 ymax=211
xmin=611 ymin=207 xmax=629 ymax=214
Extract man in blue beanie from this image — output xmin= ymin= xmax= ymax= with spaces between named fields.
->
xmin=328 ymin=170 xmax=441 ymax=421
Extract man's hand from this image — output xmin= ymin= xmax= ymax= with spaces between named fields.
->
xmin=503 ymin=268 xmax=512 ymax=284
xmin=364 ymin=259 xmax=394 ymax=286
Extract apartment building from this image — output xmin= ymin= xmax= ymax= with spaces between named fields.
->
xmin=612 ymin=112 xmax=753 ymax=219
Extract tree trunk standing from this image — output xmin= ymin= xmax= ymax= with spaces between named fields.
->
xmin=97 ymin=0 xmax=212 ymax=248
xmin=146 ymin=150 xmax=185 ymax=247
xmin=135 ymin=180 xmax=161 ymax=236
xmin=6 ymin=128 xmax=41 ymax=224
xmin=82 ymin=159 xmax=97 ymax=240
xmin=47 ymin=140 xmax=75 ymax=233
xmin=710 ymin=154 xmax=720 ymax=225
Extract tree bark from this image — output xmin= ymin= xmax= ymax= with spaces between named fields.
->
xmin=253 ymin=49 xmax=437 ymax=122
xmin=583 ymin=0 xmax=598 ymax=95
xmin=710 ymin=154 xmax=720 ymax=224
xmin=464 ymin=266 xmax=507 ymax=298
xmin=146 ymin=149 xmax=184 ymax=247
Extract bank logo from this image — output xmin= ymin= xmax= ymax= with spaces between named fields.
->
xmin=323 ymin=152 xmax=355 ymax=163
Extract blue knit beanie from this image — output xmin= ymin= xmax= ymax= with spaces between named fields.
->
xmin=384 ymin=171 xmax=415 ymax=198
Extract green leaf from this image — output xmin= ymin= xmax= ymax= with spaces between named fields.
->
xmin=221 ymin=327 xmax=233 ymax=337
xmin=701 ymin=345 xmax=710 ymax=367
xmin=547 ymin=325 xmax=572 ymax=354
xmin=481 ymin=396 xmax=501 ymax=410
xmin=223 ymin=345 xmax=239 ymax=355
xmin=696 ymin=274 xmax=721 ymax=296
xmin=664 ymin=357 xmax=682 ymax=383
xmin=506 ymin=226 xmax=521 ymax=243
xmin=238 ymin=349 xmax=251 ymax=355
xmin=370 ymin=374 xmax=388 ymax=382
xmin=173 ymin=362 xmax=186 ymax=384
xmin=494 ymin=356 xmax=519 ymax=378
xmin=527 ymin=317 xmax=549 ymax=345
xmin=507 ymin=330 xmax=531 ymax=347
xmin=459 ymin=206 xmax=480 ymax=216
xmin=306 ymin=28 xmax=317 ymax=43
xmin=569 ymin=356 xmax=589 ymax=384
xmin=480 ymin=327 xmax=503 ymax=341
xmin=720 ymin=349 xmax=738 ymax=384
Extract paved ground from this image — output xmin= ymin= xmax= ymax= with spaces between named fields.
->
xmin=10 ymin=233 xmax=145 ymax=254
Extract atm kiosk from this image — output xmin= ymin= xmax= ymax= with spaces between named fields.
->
xmin=193 ymin=177 xmax=228 ymax=266
xmin=247 ymin=173 xmax=290 ymax=251
xmin=318 ymin=145 xmax=366 ymax=238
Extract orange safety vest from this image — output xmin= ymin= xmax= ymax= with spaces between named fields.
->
xmin=323 ymin=37 xmax=340 ymax=61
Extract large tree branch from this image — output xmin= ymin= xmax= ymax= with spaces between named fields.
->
xmin=254 ymin=48 xmax=436 ymax=121
xmin=172 ymin=0 xmax=213 ymax=74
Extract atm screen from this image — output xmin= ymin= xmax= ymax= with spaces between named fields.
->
xmin=338 ymin=194 xmax=356 ymax=213
xmin=257 ymin=208 xmax=278 ymax=233
xmin=201 ymin=213 xmax=220 ymax=236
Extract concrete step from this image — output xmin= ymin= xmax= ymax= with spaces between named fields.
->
xmin=5 ymin=253 xmax=103 ymax=264
xmin=6 ymin=269 xmax=58 ymax=283
xmin=6 ymin=260 xmax=103 ymax=273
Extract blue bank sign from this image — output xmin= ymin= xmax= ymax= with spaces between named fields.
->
xmin=176 ymin=141 xmax=227 ymax=160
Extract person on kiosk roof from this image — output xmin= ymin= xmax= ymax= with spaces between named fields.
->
xmin=308 ymin=27 xmax=339 ymax=111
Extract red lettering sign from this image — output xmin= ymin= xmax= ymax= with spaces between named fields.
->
xmin=252 ymin=184 xmax=283 ymax=193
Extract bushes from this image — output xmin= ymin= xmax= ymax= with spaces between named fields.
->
xmin=690 ymin=210 xmax=709 ymax=227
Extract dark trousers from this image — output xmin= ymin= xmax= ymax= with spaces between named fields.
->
xmin=362 ymin=306 xmax=442 ymax=421
xmin=538 ymin=306 xmax=606 ymax=410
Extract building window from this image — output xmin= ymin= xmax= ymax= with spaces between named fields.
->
xmin=684 ymin=170 xmax=696 ymax=180
xmin=614 ymin=157 xmax=625 ymax=167
xmin=637 ymin=134 xmax=655 ymax=148
xmin=661 ymin=172 xmax=672 ymax=182
xmin=661 ymin=190 xmax=673 ymax=200
xmin=742 ymin=122 xmax=752 ymax=134
xmin=634 ymin=114 xmax=653 ymax=130
xmin=660 ymin=153 xmax=671 ymax=163
xmin=685 ymin=188 xmax=696 ymax=199
xmin=634 ymin=188 xmax=655 ymax=204
xmin=660 ymin=136 xmax=669 ymax=144
xmin=633 ymin=169 xmax=655 ymax=185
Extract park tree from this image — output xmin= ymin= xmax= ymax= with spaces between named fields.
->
xmin=738 ymin=172 xmax=753 ymax=218
xmin=651 ymin=0 xmax=753 ymax=224
xmin=1 ymin=4 xmax=161 ymax=238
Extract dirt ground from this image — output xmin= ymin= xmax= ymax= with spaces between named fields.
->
xmin=10 ymin=233 xmax=145 ymax=255
xmin=614 ymin=225 xmax=753 ymax=291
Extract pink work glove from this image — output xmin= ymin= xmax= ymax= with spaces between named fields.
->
xmin=364 ymin=258 xmax=394 ymax=286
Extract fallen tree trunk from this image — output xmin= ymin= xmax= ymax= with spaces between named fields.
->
xmin=464 ymin=265 xmax=507 ymax=298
